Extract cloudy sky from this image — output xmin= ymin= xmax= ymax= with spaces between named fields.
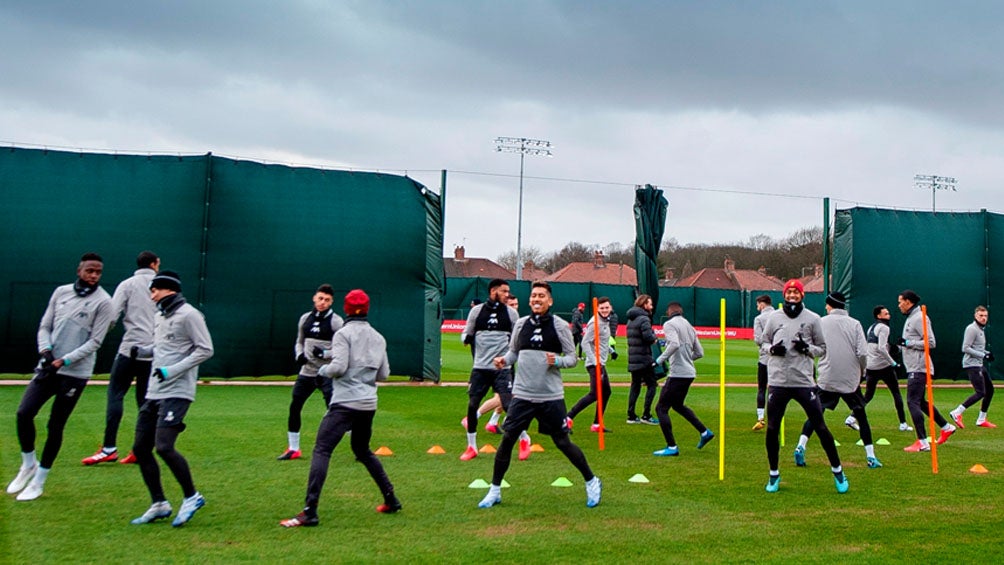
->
xmin=2 ymin=1 xmax=1002 ymax=261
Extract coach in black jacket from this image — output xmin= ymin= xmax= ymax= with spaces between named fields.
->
xmin=626 ymin=295 xmax=659 ymax=424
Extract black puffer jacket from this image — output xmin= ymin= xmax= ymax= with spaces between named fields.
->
xmin=626 ymin=306 xmax=657 ymax=371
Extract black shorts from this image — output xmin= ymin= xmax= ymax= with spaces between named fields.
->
xmin=292 ymin=374 xmax=333 ymax=399
xmin=137 ymin=398 xmax=192 ymax=434
xmin=502 ymin=397 xmax=570 ymax=436
xmin=467 ymin=368 xmax=512 ymax=399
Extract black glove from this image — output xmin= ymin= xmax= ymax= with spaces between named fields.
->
xmin=40 ymin=350 xmax=55 ymax=368
xmin=986 ymin=351 xmax=995 ymax=362
xmin=896 ymin=338 xmax=907 ymax=346
xmin=312 ymin=346 xmax=325 ymax=359
xmin=130 ymin=345 xmax=140 ymax=360
xmin=296 ymin=354 xmax=308 ymax=367
xmin=610 ymin=350 xmax=619 ymax=360
xmin=792 ymin=337 xmax=810 ymax=355
xmin=769 ymin=343 xmax=787 ymax=356
xmin=153 ymin=368 xmax=167 ymax=383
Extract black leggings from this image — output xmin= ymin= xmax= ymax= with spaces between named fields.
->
xmin=756 ymin=363 xmax=768 ymax=410
xmin=863 ymin=366 xmax=907 ymax=424
xmin=305 ymin=405 xmax=394 ymax=516
xmin=288 ymin=375 xmax=333 ymax=433
xmin=800 ymin=389 xmax=873 ymax=446
xmin=104 ymin=354 xmax=151 ymax=448
xmin=133 ymin=399 xmax=196 ymax=502
xmin=567 ymin=365 xmax=610 ymax=424
xmin=906 ymin=373 xmax=948 ymax=440
xmin=16 ymin=373 xmax=87 ymax=469
xmin=627 ymin=367 xmax=658 ymax=419
xmin=492 ymin=428 xmax=593 ymax=486
xmin=962 ymin=367 xmax=995 ymax=412
xmin=654 ymin=378 xmax=707 ymax=447
xmin=766 ymin=387 xmax=841 ymax=471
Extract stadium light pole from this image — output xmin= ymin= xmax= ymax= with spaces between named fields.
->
xmin=914 ymin=174 xmax=957 ymax=212
xmin=495 ymin=137 xmax=553 ymax=280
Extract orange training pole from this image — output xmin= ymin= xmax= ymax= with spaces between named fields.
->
xmin=921 ymin=305 xmax=939 ymax=474
xmin=593 ymin=297 xmax=605 ymax=450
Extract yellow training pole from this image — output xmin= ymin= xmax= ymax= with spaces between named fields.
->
xmin=921 ymin=305 xmax=939 ymax=474
xmin=719 ymin=298 xmax=726 ymax=480
xmin=593 ymin=297 xmax=605 ymax=451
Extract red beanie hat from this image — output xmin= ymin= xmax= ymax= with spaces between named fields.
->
xmin=783 ymin=279 xmax=805 ymax=296
xmin=344 ymin=289 xmax=370 ymax=316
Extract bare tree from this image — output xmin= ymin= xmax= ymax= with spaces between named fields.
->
xmin=497 ymin=246 xmax=545 ymax=271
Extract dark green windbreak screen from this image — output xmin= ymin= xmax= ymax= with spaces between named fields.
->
xmin=833 ymin=207 xmax=998 ymax=380
xmin=0 ymin=147 xmax=443 ymax=380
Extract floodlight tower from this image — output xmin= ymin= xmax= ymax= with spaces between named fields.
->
xmin=914 ymin=174 xmax=957 ymax=212
xmin=494 ymin=136 xmax=553 ymax=280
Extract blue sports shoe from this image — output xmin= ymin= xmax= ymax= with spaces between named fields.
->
xmin=794 ymin=446 xmax=806 ymax=467
xmin=172 ymin=493 xmax=205 ymax=527
xmin=697 ymin=430 xmax=715 ymax=449
xmin=866 ymin=457 xmax=883 ymax=469
xmin=652 ymin=446 xmax=680 ymax=456
xmin=834 ymin=473 xmax=849 ymax=494
xmin=765 ymin=475 xmax=780 ymax=493
xmin=585 ymin=477 xmax=602 ymax=508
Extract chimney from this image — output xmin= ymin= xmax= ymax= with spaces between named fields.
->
xmin=665 ymin=268 xmax=675 ymax=280
xmin=814 ymin=263 xmax=823 ymax=277
xmin=724 ymin=257 xmax=735 ymax=273
xmin=593 ymin=250 xmax=606 ymax=268
xmin=454 ymin=245 xmax=466 ymax=261
xmin=757 ymin=265 xmax=767 ymax=276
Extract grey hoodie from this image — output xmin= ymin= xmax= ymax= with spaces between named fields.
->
xmin=817 ymin=309 xmax=867 ymax=394
xmin=582 ymin=314 xmax=611 ymax=367
xmin=295 ymin=309 xmax=345 ymax=377
xmin=37 ymin=283 xmax=114 ymax=379
xmin=901 ymin=305 xmax=935 ymax=374
xmin=110 ymin=267 xmax=158 ymax=360
xmin=461 ymin=302 xmax=519 ymax=369
xmin=146 ymin=299 xmax=214 ymax=402
xmin=502 ymin=313 xmax=578 ymax=402
xmin=865 ymin=321 xmax=896 ymax=370
xmin=319 ymin=318 xmax=390 ymax=411
xmin=753 ymin=306 xmax=775 ymax=365
xmin=962 ymin=321 xmax=987 ymax=369
xmin=763 ymin=305 xmax=826 ymax=388
xmin=657 ymin=314 xmax=704 ymax=379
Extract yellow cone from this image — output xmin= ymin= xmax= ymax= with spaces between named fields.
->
xmin=426 ymin=445 xmax=446 ymax=454
xmin=970 ymin=464 xmax=989 ymax=474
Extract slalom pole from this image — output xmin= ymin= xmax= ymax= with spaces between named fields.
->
xmin=593 ymin=297 xmax=605 ymax=451
xmin=719 ymin=298 xmax=726 ymax=481
xmin=921 ymin=305 xmax=939 ymax=474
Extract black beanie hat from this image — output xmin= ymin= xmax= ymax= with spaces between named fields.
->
xmin=150 ymin=271 xmax=182 ymax=293
xmin=825 ymin=292 xmax=846 ymax=309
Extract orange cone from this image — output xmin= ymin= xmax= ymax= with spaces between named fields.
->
xmin=530 ymin=443 xmax=545 ymax=452
xmin=970 ymin=464 xmax=989 ymax=474
xmin=374 ymin=446 xmax=393 ymax=456
xmin=426 ymin=445 xmax=446 ymax=454
xmin=479 ymin=444 xmax=497 ymax=453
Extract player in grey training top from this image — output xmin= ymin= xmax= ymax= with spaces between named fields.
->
xmin=129 ymin=270 xmax=214 ymax=527
xmin=8 ymin=253 xmax=114 ymax=501
xmin=567 ymin=297 xmax=614 ymax=432
xmin=860 ymin=305 xmax=911 ymax=432
xmin=898 ymin=290 xmax=956 ymax=453
xmin=950 ymin=306 xmax=996 ymax=429
xmin=752 ymin=295 xmax=774 ymax=430
xmin=83 ymin=250 xmax=160 ymax=466
xmin=794 ymin=292 xmax=882 ymax=469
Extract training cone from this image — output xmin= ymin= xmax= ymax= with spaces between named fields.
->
xmin=426 ymin=445 xmax=446 ymax=454
xmin=855 ymin=439 xmax=864 ymax=446
xmin=551 ymin=477 xmax=574 ymax=487
xmin=500 ymin=479 xmax=511 ymax=488
xmin=833 ymin=440 xmax=841 ymax=447
xmin=479 ymin=444 xmax=497 ymax=454
xmin=468 ymin=479 xmax=490 ymax=488
xmin=530 ymin=443 xmax=545 ymax=452
xmin=374 ymin=446 xmax=393 ymax=456
xmin=628 ymin=474 xmax=650 ymax=484
xmin=876 ymin=438 xmax=891 ymax=446
xmin=970 ymin=464 xmax=989 ymax=474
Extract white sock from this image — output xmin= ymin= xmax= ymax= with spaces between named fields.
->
xmin=519 ymin=430 xmax=530 ymax=442
xmin=467 ymin=432 xmax=477 ymax=450
xmin=978 ymin=411 xmax=989 ymax=423
xmin=756 ymin=408 xmax=765 ymax=420
xmin=831 ymin=465 xmax=843 ymax=475
xmin=488 ymin=484 xmax=501 ymax=497
xmin=920 ymin=438 xmax=931 ymax=448
xmin=942 ymin=423 xmax=955 ymax=432
xmin=586 ymin=476 xmax=599 ymax=488
xmin=797 ymin=435 xmax=809 ymax=450
xmin=953 ymin=405 xmax=965 ymax=416
xmin=488 ymin=412 xmax=502 ymax=426
xmin=33 ymin=466 xmax=50 ymax=486
xmin=21 ymin=451 xmax=37 ymax=469
xmin=769 ymin=469 xmax=780 ymax=477
xmin=864 ymin=444 xmax=875 ymax=459
xmin=103 ymin=446 xmax=117 ymax=454
xmin=288 ymin=432 xmax=301 ymax=451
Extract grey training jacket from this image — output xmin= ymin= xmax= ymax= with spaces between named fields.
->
xmin=319 ymin=319 xmax=390 ymax=411
xmin=901 ymin=305 xmax=935 ymax=374
xmin=146 ymin=302 xmax=214 ymax=402
xmin=657 ymin=315 xmax=704 ymax=379
xmin=37 ymin=284 xmax=114 ymax=379
xmin=110 ymin=268 xmax=158 ymax=360
xmin=502 ymin=314 xmax=578 ymax=402
xmin=962 ymin=321 xmax=986 ymax=369
xmin=817 ymin=309 xmax=867 ymax=394
xmin=763 ymin=306 xmax=826 ymax=388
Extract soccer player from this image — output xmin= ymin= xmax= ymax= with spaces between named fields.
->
xmin=859 ymin=305 xmax=912 ymax=432
xmin=950 ymin=306 xmax=996 ymax=428
xmin=571 ymin=302 xmax=585 ymax=358
xmin=626 ymin=294 xmax=659 ymax=425
xmin=280 ymin=289 xmax=400 ymax=527
xmin=82 ymin=250 xmax=159 ymax=466
xmin=129 ymin=271 xmax=214 ymax=527
xmin=459 ymin=279 xmax=527 ymax=461
xmin=277 ymin=284 xmax=344 ymax=460
xmin=651 ymin=302 xmax=714 ymax=456
xmin=752 ymin=294 xmax=774 ymax=431
xmin=898 ymin=290 xmax=957 ymax=452
xmin=464 ymin=294 xmax=522 ymax=434
xmin=7 ymin=253 xmax=114 ymax=501
xmin=567 ymin=297 xmax=614 ymax=433
xmin=762 ymin=279 xmax=847 ymax=494
xmin=479 ymin=281 xmax=601 ymax=509
xmin=794 ymin=292 xmax=882 ymax=469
